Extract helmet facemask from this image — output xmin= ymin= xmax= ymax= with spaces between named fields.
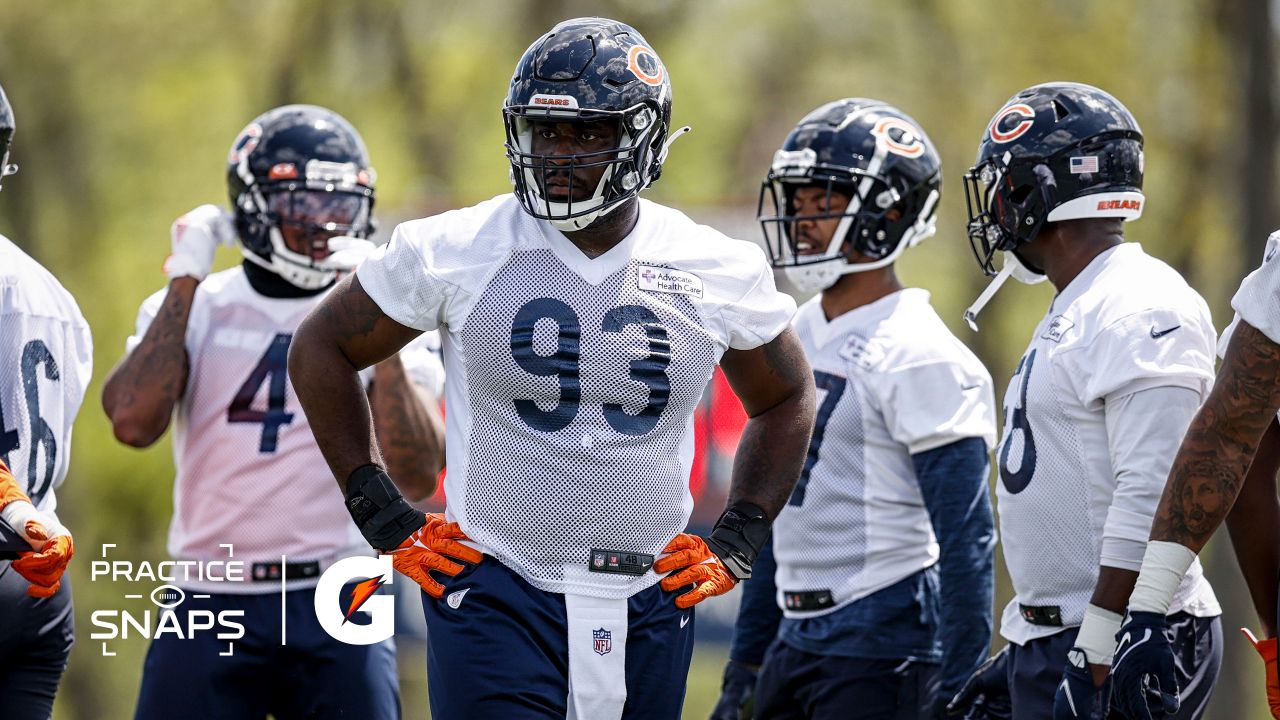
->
xmin=234 ymin=159 xmax=375 ymax=289
xmin=760 ymin=150 xmax=939 ymax=294
xmin=504 ymin=102 xmax=664 ymax=231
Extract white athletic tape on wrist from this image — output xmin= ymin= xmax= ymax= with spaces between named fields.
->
xmin=163 ymin=254 xmax=207 ymax=280
xmin=1128 ymin=540 xmax=1197 ymax=614
xmin=0 ymin=499 xmax=67 ymax=548
xmin=1077 ymin=604 xmax=1124 ymax=665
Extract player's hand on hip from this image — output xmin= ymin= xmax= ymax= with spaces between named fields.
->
xmin=383 ymin=513 xmax=482 ymax=599
xmin=2 ymin=501 xmax=73 ymax=598
xmin=164 ymin=204 xmax=237 ymax=281
xmin=1108 ymin=612 xmax=1180 ymax=719
xmin=1243 ymin=628 xmax=1280 ymax=718
xmin=947 ymin=646 xmax=1012 ymax=719
xmin=709 ymin=659 xmax=758 ymax=720
xmin=1053 ymin=648 xmax=1105 ymax=720
xmin=656 ymin=533 xmax=738 ymax=609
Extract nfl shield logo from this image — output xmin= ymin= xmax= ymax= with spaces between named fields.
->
xmin=593 ymin=628 xmax=612 ymax=656
xmin=592 ymin=552 xmax=605 ymax=569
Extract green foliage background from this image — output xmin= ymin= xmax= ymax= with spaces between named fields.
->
xmin=0 ymin=1 xmax=1272 ymax=717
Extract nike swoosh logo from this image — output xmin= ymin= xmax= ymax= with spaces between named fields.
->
xmin=679 ymin=615 xmax=690 ymax=628
xmin=1150 ymin=324 xmax=1181 ymax=339
xmin=1060 ymin=678 xmax=1078 ymax=716
xmin=1113 ymin=628 xmax=1152 ymax=668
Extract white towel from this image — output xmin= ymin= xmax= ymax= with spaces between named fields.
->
xmin=564 ymin=593 xmax=629 ymax=720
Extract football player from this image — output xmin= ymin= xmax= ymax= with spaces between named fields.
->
xmin=288 ymin=18 xmax=816 ymax=720
xmin=710 ymin=99 xmax=997 ymax=720
xmin=949 ymin=82 xmax=1222 ymax=720
xmin=0 ymin=79 xmax=91 ymax=720
xmin=101 ymin=105 xmax=445 ymax=719
xmin=1110 ymin=233 xmax=1280 ymax=720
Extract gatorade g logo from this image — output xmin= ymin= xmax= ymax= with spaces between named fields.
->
xmin=314 ymin=556 xmax=395 ymax=645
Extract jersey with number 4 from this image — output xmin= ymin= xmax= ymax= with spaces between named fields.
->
xmin=129 ymin=267 xmax=444 ymax=581
xmin=996 ymin=243 xmax=1220 ymax=645
xmin=772 ymin=289 xmax=995 ymax=617
xmin=357 ymin=194 xmax=796 ymax=599
xmin=0 ymin=235 xmax=93 ymax=514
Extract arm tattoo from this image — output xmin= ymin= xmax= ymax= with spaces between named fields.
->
xmin=370 ymin=356 xmax=445 ymax=498
xmin=1152 ymin=321 xmax=1280 ymax=549
xmin=102 ymin=279 xmax=195 ymax=436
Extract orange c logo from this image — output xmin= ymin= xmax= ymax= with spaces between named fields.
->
xmin=989 ymin=103 xmax=1036 ymax=144
xmin=627 ymin=45 xmax=665 ymax=86
xmin=871 ymin=117 xmax=926 ymax=158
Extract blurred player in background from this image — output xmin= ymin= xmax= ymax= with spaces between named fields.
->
xmin=1110 ymin=233 xmax=1280 ymax=719
xmin=951 ymin=82 xmax=1222 ymax=720
xmin=289 ymin=17 xmax=816 ymax=720
xmin=711 ymin=98 xmax=997 ymax=720
xmin=0 ymin=79 xmax=92 ymax=720
xmin=101 ymin=104 xmax=444 ymax=719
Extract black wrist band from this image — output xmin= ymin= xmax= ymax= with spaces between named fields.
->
xmin=345 ymin=464 xmax=426 ymax=551
xmin=705 ymin=501 xmax=770 ymax=580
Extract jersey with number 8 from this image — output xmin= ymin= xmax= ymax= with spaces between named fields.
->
xmin=0 ymin=236 xmax=93 ymax=515
xmin=356 ymin=194 xmax=796 ymax=599
xmin=995 ymin=243 xmax=1219 ymax=645
xmin=128 ymin=268 xmax=444 ymax=584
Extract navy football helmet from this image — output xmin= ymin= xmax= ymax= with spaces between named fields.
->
xmin=964 ymin=82 xmax=1144 ymax=276
xmin=760 ymin=98 xmax=942 ymax=293
xmin=503 ymin=17 xmax=687 ymax=231
xmin=0 ymin=82 xmax=17 ymax=191
xmin=227 ymin=104 xmax=376 ymax=289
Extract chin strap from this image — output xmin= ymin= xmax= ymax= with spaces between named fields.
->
xmin=963 ymin=262 xmax=1014 ymax=332
xmin=656 ymin=125 xmax=692 ymax=166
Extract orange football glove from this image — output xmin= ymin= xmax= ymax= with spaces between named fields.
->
xmin=0 ymin=459 xmax=74 ymax=598
xmin=1243 ymin=628 xmax=1280 ymax=718
xmin=656 ymin=533 xmax=738 ymax=609
xmin=383 ymin=513 xmax=482 ymax=598
xmin=13 ymin=521 xmax=74 ymax=598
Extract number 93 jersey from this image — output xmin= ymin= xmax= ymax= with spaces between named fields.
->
xmin=995 ymin=243 xmax=1220 ymax=645
xmin=0 ymin=236 xmax=93 ymax=514
xmin=357 ymin=194 xmax=796 ymax=599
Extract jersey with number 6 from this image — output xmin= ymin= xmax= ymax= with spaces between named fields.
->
xmin=996 ymin=243 xmax=1220 ymax=645
xmin=128 ymin=266 xmax=444 ymax=588
xmin=357 ymin=194 xmax=797 ymax=599
xmin=0 ymin=235 xmax=93 ymax=515
xmin=771 ymin=289 xmax=996 ymax=616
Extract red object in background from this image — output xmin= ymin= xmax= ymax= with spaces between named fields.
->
xmin=423 ymin=368 xmax=749 ymax=512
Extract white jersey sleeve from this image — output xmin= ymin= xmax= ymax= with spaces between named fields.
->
xmin=0 ymin=236 xmax=93 ymax=512
xmin=1060 ymin=308 xmax=1215 ymax=404
xmin=356 ymin=198 xmax=510 ymax=332
xmin=1100 ymin=385 xmax=1203 ymax=570
xmin=874 ymin=359 xmax=997 ymax=454
xmin=1231 ymin=230 xmax=1280 ymax=345
xmin=701 ymin=241 xmax=795 ymax=351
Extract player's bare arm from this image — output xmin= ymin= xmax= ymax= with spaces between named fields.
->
xmin=1226 ymin=417 xmax=1280 ymax=637
xmin=719 ymin=326 xmax=817 ymax=520
xmin=289 ymin=273 xmax=420 ymax=488
xmin=369 ymin=354 xmax=445 ymax=501
xmin=101 ymin=276 xmax=197 ymax=447
xmin=1151 ymin=319 xmax=1280 ymax=551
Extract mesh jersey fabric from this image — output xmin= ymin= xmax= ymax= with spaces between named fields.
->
xmin=356 ymin=194 xmax=796 ymax=598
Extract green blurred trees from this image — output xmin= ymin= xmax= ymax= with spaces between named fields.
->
xmin=0 ymin=1 xmax=1272 ymax=717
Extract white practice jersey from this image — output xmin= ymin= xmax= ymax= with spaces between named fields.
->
xmin=128 ymin=266 xmax=444 ymax=591
xmin=772 ymin=290 xmax=996 ymax=618
xmin=1228 ymin=231 xmax=1280 ymax=346
xmin=997 ymin=243 xmax=1221 ymax=645
xmin=357 ymin=194 xmax=796 ymax=599
xmin=0 ymin=235 xmax=93 ymax=515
